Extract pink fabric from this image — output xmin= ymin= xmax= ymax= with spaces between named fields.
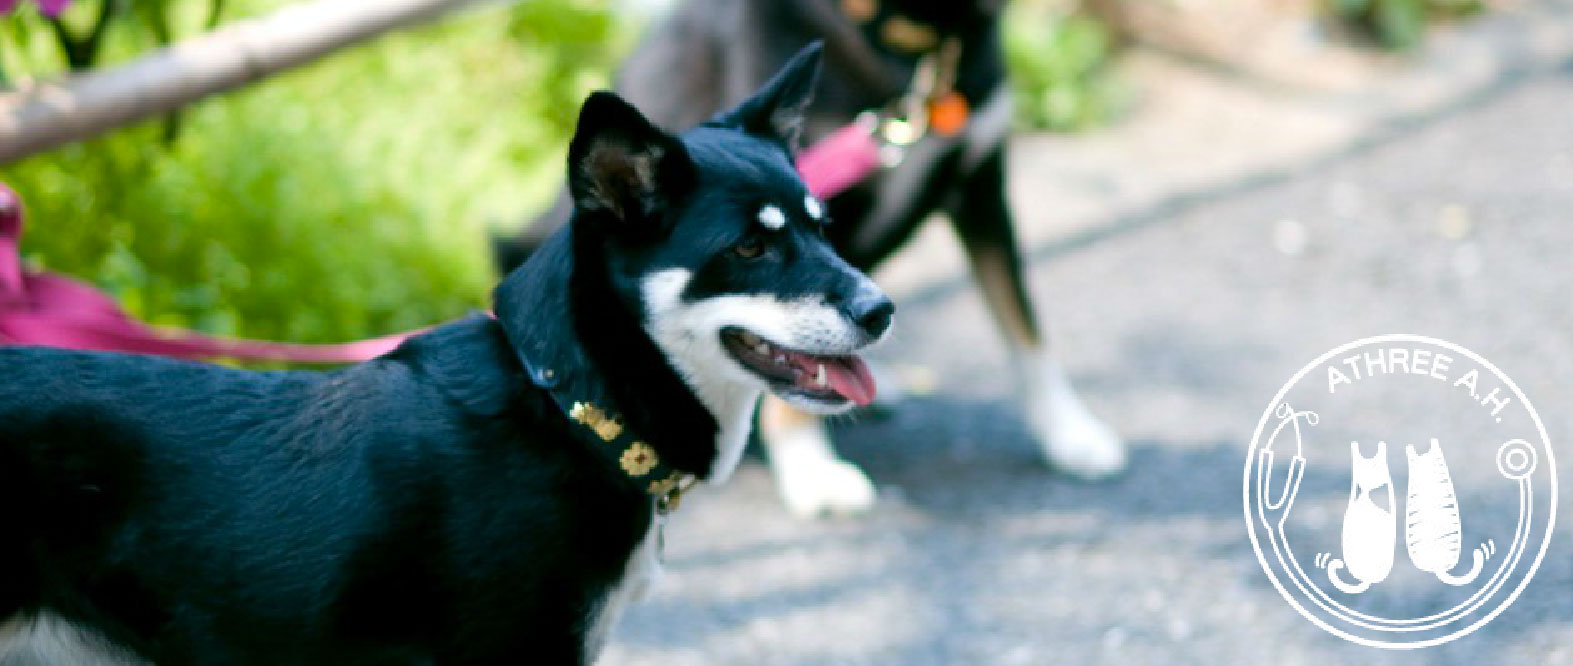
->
xmin=0 ymin=0 xmax=74 ymax=17
xmin=35 ymin=0 xmax=71 ymax=17
xmin=796 ymin=123 xmax=882 ymax=200
xmin=0 ymin=124 xmax=880 ymax=364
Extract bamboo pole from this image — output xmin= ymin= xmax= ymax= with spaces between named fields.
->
xmin=0 ymin=0 xmax=494 ymax=164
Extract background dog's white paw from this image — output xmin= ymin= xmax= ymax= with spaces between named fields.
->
xmin=763 ymin=419 xmax=878 ymax=518
xmin=1020 ymin=354 xmax=1127 ymax=480
xmin=1032 ymin=400 xmax=1126 ymax=479
xmin=775 ymin=457 xmax=878 ymax=518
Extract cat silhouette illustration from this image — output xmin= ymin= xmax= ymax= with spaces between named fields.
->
xmin=1405 ymin=439 xmax=1487 ymax=586
xmin=1328 ymin=441 xmax=1396 ymax=594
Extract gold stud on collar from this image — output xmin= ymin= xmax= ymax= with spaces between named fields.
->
xmin=647 ymin=473 xmax=683 ymax=497
xmin=569 ymin=402 xmax=624 ymax=442
xmin=568 ymin=402 xmax=695 ymax=513
xmin=620 ymin=442 xmax=659 ymax=477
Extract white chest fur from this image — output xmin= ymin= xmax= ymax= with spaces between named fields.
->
xmin=638 ymin=267 xmax=766 ymax=483
xmin=0 ymin=612 xmax=146 ymax=665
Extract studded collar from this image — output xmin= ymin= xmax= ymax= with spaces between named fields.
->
xmin=492 ymin=229 xmax=703 ymax=515
xmin=561 ymin=399 xmax=698 ymax=515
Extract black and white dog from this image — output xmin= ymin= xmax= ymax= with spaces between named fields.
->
xmin=499 ymin=0 xmax=1125 ymax=518
xmin=0 ymin=45 xmax=885 ymax=665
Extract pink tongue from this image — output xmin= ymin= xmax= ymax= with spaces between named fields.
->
xmin=821 ymin=355 xmax=877 ymax=406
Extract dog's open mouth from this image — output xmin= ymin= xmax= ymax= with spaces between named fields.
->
xmin=720 ymin=327 xmax=876 ymax=406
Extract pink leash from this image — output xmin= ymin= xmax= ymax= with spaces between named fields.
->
xmin=0 ymin=128 xmax=881 ymax=364
xmin=796 ymin=122 xmax=883 ymax=202
xmin=0 ymin=185 xmax=411 ymax=363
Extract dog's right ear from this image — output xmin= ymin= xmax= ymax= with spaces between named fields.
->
xmin=567 ymin=92 xmax=695 ymax=238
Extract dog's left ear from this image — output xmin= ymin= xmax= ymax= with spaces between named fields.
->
xmin=711 ymin=41 xmax=824 ymax=149
xmin=568 ymin=91 xmax=695 ymax=238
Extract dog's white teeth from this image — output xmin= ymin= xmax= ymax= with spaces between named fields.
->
xmin=815 ymin=363 xmax=828 ymax=387
xmin=754 ymin=343 xmax=770 ymax=356
xmin=774 ymin=354 xmax=789 ymax=366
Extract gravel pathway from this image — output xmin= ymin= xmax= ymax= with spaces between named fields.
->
xmin=601 ymin=60 xmax=1573 ymax=666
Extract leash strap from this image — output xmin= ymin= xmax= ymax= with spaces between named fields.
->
xmin=795 ymin=35 xmax=971 ymax=200
xmin=796 ymin=120 xmax=884 ymax=200
xmin=0 ymin=185 xmax=413 ymax=363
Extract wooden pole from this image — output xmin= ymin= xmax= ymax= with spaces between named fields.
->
xmin=0 ymin=0 xmax=494 ymax=164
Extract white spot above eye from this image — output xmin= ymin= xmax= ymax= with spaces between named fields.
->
xmin=804 ymin=196 xmax=824 ymax=220
xmin=758 ymin=205 xmax=786 ymax=230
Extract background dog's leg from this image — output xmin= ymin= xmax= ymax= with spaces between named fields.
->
xmin=947 ymin=149 xmax=1126 ymax=478
xmin=760 ymin=396 xmax=877 ymax=518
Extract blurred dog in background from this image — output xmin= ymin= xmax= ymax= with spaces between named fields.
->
xmin=498 ymin=0 xmax=1125 ymax=518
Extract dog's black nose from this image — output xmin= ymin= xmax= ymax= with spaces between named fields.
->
xmin=847 ymin=291 xmax=894 ymax=338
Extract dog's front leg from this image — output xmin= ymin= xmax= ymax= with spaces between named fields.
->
xmin=759 ymin=396 xmax=877 ymax=518
xmin=947 ymin=149 xmax=1125 ymax=479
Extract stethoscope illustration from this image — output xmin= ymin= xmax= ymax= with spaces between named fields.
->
xmin=1256 ymin=402 xmax=1312 ymax=536
xmin=1253 ymin=401 xmax=1540 ymax=632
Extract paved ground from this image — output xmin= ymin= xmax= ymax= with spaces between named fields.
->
xmin=600 ymin=31 xmax=1573 ymax=666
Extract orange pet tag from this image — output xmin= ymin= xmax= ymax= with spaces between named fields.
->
xmin=927 ymin=92 xmax=969 ymax=136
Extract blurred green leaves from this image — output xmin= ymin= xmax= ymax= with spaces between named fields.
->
xmin=1003 ymin=3 xmax=1123 ymax=132
xmin=0 ymin=0 xmax=625 ymax=348
xmin=509 ymin=0 xmax=625 ymax=133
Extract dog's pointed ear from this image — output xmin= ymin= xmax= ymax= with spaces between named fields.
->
xmin=568 ymin=91 xmax=694 ymax=237
xmin=711 ymin=41 xmax=824 ymax=149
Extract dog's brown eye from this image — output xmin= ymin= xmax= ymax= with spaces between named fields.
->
xmin=733 ymin=239 xmax=765 ymax=259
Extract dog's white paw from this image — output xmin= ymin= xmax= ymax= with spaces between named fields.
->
xmin=762 ymin=419 xmax=878 ymax=518
xmin=776 ymin=457 xmax=878 ymax=518
xmin=1031 ymin=397 xmax=1126 ymax=479
xmin=1020 ymin=354 xmax=1127 ymax=480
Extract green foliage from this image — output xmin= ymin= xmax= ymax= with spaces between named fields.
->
xmin=1003 ymin=3 xmax=1122 ymax=132
xmin=1 ymin=0 xmax=626 ymax=349
xmin=1331 ymin=0 xmax=1481 ymax=50
xmin=0 ymin=0 xmax=224 ymax=77
xmin=508 ymin=0 xmax=622 ymax=135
